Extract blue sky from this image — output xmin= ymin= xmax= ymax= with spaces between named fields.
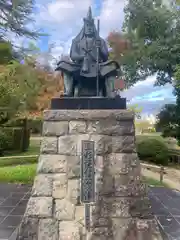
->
xmin=11 ymin=0 xmax=176 ymax=114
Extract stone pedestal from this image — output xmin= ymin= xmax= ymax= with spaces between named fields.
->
xmin=16 ymin=110 xmax=162 ymax=240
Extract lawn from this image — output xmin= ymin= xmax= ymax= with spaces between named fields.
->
xmin=0 ymin=162 xmax=169 ymax=187
xmin=0 ymin=156 xmax=38 ymax=167
xmin=0 ymin=164 xmax=37 ymax=184
xmin=142 ymin=176 xmax=169 ymax=188
xmin=0 ymin=136 xmax=171 ymax=187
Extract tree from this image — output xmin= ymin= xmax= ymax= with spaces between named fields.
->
xmin=28 ymin=43 xmax=64 ymax=111
xmin=155 ymin=104 xmax=178 ymax=139
xmin=0 ymin=0 xmax=40 ymax=39
xmin=155 ymin=66 xmax=180 ymax=142
xmin=0 ymin=40 xmax=13 ymax=64
xmin=156 ymin=104 xmax=177 ymax=128
xmin=108 ymin=0 xmax=180 ymax=87
xmin=0 ymin=60 xmax=41 ymax=116
xmin=107 ymin=32 xmax=135 ymax=87
xmin=0 ymin=39 xmax=64 ymax=122
xmin=107 ymin=32 xmax=130 ymax=61
xmin=128 ymin=104 xmax=142 ymax=118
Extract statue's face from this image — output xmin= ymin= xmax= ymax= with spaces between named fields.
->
xmin=84 ymin=21 xmax=94 ymax=36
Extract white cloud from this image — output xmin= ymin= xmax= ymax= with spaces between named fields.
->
xmin=38 ymin=0 xmax=92 ymax=27
xmin=99 ymin=0 xmax=126 ymax=37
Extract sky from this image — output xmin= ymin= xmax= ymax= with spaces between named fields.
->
xmin=12 ymin=0 xmax=176 ymax=115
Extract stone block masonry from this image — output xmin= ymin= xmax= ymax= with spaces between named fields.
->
xmin=16 ymin=110 xmax=163 ymax=240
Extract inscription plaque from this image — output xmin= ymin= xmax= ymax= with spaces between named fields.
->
xmin=81 ymin=140 xmax=95 ymax=203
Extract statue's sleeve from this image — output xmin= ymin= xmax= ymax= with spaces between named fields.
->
xmin=100 ymin=39 xmax=109 ymax=62
xmin=70 ymin=40 xmax=84 ymax=62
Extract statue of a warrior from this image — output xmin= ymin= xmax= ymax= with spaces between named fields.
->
xmin=56 ymin=7 xmax=121 ymax=97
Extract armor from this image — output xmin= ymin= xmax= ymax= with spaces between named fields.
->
xmin=56 ymin=7 xmax=121 ymax=97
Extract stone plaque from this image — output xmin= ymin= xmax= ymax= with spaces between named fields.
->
xmin=81 ymin=140 xmax=95 ymax=203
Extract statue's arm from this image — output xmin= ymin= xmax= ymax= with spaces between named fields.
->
xmin=70 ymin=40 xmax=84 ymax=62
xmin=100 ymin=39 xmax=109 ymax=61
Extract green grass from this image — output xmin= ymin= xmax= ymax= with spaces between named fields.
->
xmin=0 ymin=156 xmax=38 ymax=167
xmin=142 ymin=176 xmax=169 ymax=187
xmin=0 ymin=162 xmax=170 ymax=187
xmin=0 ymin=163 xmax=37 ymax=184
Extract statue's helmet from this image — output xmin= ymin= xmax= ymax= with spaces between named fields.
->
xmin=83 ymin=7 xmax=94 ymax=24
xmin=73 ymin=6 xmax=97 ymax=40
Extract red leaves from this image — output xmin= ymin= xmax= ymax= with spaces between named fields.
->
xmin=107 ymin=31 xmax=131 ymax=56
xmin=114 ymin=77 xmax=126 ymax=90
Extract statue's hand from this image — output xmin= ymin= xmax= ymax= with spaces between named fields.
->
xmin=96 ymin=39 xmax=101 ymax=48
xmin=82 ymin=47 xmax=91 ymax=54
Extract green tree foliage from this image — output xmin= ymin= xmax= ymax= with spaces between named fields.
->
xmin=156 ymin=104 xmax=178 ymax=137
xmin=0 ymin=41 xmax=64 ymax=123
xmin=108 ymin=0 xmax=180 ymax=86
xmin=0 ymin=0 xmax=39 ymax=39
xmin=0 ymin=59 xmax=42 ymax=121
xmin=156 ymin=65 xmax=180 ymax=143
xmin=156 ymin=104 xmax=177 ymax=127
xmin=128 ymin=104 xmax=142 ymax=118
xmin=0 ymin=40 xmax=13 ymax=64
xmin=0 ymin=41 xmax=42 ymax=122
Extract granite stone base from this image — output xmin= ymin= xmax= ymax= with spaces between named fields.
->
xmin=16 ymin=110 xmax=163 ymax=240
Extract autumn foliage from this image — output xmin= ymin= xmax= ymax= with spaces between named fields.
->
xmin=107 ymin=31 xmax=130 ymax=61
xmin=35 ymin=69 xmax=64 ymax=111
xmin=0 ymin=55 xmax=64 ymax=120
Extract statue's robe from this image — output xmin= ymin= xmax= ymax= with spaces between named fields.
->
xmin=56 ymin=27 xmax=119 ymax=78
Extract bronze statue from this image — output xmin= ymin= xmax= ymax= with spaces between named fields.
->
xmin=56 ymin=7 xmax=120 ymax=97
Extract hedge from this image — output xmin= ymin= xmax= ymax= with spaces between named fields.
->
xmin=3 ymin=117 xmax=43 ymax=135
xmin=27 ymin=118 xmax=42 ymax=134
xmin=136 ymin=137 xmax=169 ymax=165
xmin=0 ymin=127 xmax=30 ymax=155
xmin=0 ymin=129 xmax=13 ymax=155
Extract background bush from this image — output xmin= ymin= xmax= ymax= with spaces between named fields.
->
xmin=3 ymin=118 xmax=26 ymax=127
xmin=27 ymin=118 xmax=42 ymax=134
xmin=161 ymin=125 xmax=177 ymax=139
xmin=12 ymin=127 xmax=24 ymax=151
xmin=136 ymin=137 xmax=169 ymax=165
xmin=3 ymin=117 xmax=31 ymax=150
xmin=0 ymin=128 xmax=13 ymax=155
xmin=0 ymin=125 xmax=30 ymax=154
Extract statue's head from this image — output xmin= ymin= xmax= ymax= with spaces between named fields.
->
xmin=83 ymin=7 xmax=95 ymax=37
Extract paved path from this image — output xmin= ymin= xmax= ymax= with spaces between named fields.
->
xmin=149 ymin=187 xmax=180 ymax=239
xmin=0 ymin=184 xmax=180 ymax=239
xmin=0 ymin=184 xmax=31 ymax=240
